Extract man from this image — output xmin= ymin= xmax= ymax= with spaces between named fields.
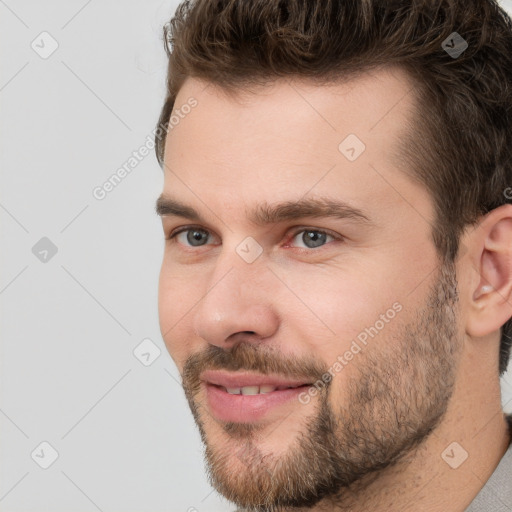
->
xmin=154 ymin=0 xmax=512 ymax=510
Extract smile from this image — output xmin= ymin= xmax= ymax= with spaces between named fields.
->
xmin=200 ymin=370 xmax=314 ymax=423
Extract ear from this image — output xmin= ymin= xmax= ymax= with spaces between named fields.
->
xmin=466 ymin=204 xmax=512 ymax=338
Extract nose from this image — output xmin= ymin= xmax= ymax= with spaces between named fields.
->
xmin=192 ymin=257 xmax=280 ymax=349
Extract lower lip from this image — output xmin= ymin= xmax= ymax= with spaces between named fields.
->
xmin=205 ymin=383 xmax=311 ymax=423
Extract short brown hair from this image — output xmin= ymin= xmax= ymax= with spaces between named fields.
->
xmin=155 ymin=0 xmax=512 ymax=375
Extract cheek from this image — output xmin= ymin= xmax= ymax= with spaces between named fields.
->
xmin=158 ymin=266 xmax=198 ymax=366
xmin=283 ymin=266 xmax=399 ymax=348
xmin=279 ymin=261 xmax=418 ymax=388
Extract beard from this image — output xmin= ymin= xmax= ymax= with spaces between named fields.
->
xmin=180 ymin=259 xmax=462 ymax=511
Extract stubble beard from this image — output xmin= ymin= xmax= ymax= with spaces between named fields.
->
xmin=181 ymin=261 xmax=461 ymax=511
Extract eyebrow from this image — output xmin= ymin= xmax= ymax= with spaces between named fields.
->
xmin=155 ymin=194 xmax=373 ymax=227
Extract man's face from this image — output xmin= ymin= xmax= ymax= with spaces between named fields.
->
xmin=157 ymin=69 xmax=464 ymax=508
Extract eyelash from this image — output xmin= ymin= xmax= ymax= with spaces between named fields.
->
xmin=165 ymin=226 xmax=342 ymax=251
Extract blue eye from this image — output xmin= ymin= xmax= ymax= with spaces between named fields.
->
xmin=290 ymin=229 xmax=335 ymax=249
xmin=167 ymin=227 xmax=339 ymax=250
xmin=170 ymin=227 xmax=211 ymax=247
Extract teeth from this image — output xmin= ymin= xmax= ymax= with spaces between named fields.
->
xmin=241 ymin=386 xmax=260 ymax=395
xmin=223 ymin=385 xmax=303 ymax=395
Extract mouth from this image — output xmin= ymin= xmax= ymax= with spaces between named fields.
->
xmin=215 ymin=383 xmax=308 ymax=395
xmin=200 ymin=370 xmax=314 ymax=423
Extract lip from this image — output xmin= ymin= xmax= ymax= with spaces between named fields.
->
xmin=201 ymin=370 xmax=313 ymax=423
xmin=200 ymin=370 xmax=312 ymax=389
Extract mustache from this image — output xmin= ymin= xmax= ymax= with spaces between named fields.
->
xmin=181 ymin=341 xmax=328 ymax=393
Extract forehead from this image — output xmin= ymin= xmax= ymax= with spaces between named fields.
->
xmin=161 ymin=68 xmax=431 ymax=227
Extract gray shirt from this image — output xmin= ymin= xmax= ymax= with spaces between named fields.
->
xmin=465 ymin=413 xmax=512 ymax=511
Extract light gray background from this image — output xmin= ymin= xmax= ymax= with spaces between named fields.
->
xmin=1 ymin=1 xmax=512 ymax=511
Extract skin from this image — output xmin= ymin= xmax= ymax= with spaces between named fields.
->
xmin=157 ymin=67 xmax=512 ymax=511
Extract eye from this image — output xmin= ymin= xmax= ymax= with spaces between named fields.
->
xmin=288 ymin=228 xmax=337 ymax=250
xmin=166 ymin=226 xmax=341 ymax=250
xmin=168 ymin=227 xmax=214 ymax=247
